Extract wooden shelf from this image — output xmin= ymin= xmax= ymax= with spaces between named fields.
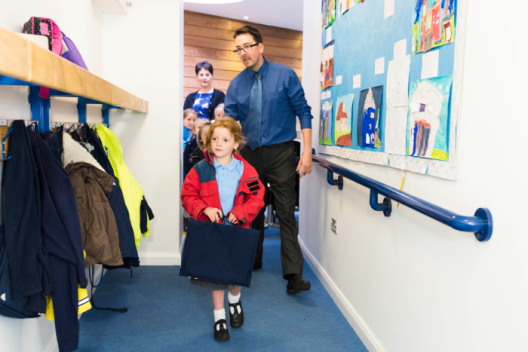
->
xmin=0 ymin=25 xmax=148 ymax=113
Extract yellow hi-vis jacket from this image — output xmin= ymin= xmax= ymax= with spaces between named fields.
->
xmin=45 ymin=287 xmax=91 ymax=321
xmin=95 ymin=124 xmax=150 ymax=245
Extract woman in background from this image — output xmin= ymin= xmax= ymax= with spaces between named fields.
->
xmin=184 ymin=61 xmax=226 ymax=121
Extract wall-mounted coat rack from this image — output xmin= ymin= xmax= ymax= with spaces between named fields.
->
xmin=50 ymin=122 xmax=106 ymax=133
xmin=0 ymin=25 xmax=148 ymax=134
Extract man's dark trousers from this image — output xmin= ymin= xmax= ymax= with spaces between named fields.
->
xmin=241 ymin=141 xmax=304 ymax=278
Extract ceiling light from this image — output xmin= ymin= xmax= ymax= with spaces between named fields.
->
xmin=243 ymin=16 xmax=249 ymax=20
xmin=184 ymin=0 xmax=244 ymax=4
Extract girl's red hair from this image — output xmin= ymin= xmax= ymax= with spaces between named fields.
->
xmin=205 ymin=117 xmax=246 ymax=154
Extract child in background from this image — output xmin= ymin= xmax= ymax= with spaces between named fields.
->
xmin=193 ymin=118 xmax=208 ymax=139
xmin=214 ymin=103 xmax=225 ymax=120
xmin=183 ymin=118 xmax=209 ymax=177
xmin=181 ymin=118 xmax=265 ymax=342
xmin=189 ymin=121 xmax=212 ymax=168
xmin=183 ymin=109 xmax=198 ymax=146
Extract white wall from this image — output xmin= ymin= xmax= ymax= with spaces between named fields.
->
xmin=300 ymin=0 xmax=528 ymax=351
xmin=102 ymin=0 xmax=183 ymax=265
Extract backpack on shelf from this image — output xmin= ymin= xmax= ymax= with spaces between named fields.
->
xmin=61 ymin=32 xmax=88 ymax=71
xmin=22 ymin=17 xmax=89 ymax=98
xmin=22 ymin=17 xmax=62 ymax=56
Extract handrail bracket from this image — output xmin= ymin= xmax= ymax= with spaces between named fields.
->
xmin=370 ymin=190 xmax=392 ymax=217
xmin=327 ymin=170 xmax=343 ymax=190
xmin=474 ymin=208 xmax=493 ymax=242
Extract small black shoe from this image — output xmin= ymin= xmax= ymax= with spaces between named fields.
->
xmin=214 ymin=319 xmax=230 ymax=341
xmin=286 ymin=274 xmax=311 ymax=294
xmin=229 ymin=300 xmax=244 ymax=329
xmin=253 ymin=262 xmax=262 ymax=271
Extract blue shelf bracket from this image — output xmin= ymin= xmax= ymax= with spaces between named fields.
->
xmin=28 ymin=86 xmax=50 ymax=133
xmin=370 ymin=190 xmax=392 ymax=217
xmin=77 ymin=97 xmax=87 ymax=124
xmin=102 ymin=104 xmax=110 ymax=128
xmin=326 ymin=170 xmax=343 ymax=190
xmin=2 ymin=75 xmax=124 ymax=132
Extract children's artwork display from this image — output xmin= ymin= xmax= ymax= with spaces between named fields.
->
xmin=320 ymin=41 xmax=335 ymax=91
xmin=337 ymin=0 xmax=354 ymax=18
xmin=407 ymin=76 xmax=452 ymax=160
xmin=357 ymin=86 xmax=383 ymax=148
xmin=412 ymin=0 xmax=456 ymax=54
xmin=318 ymin=0 xmax=467 ymax=180
xmin=322 ymin=0 xmax=336 ymax=29
xmin=320 ymin=100 xmax=333 ymax=145
xmin=335 ymin=94 xmax=353 ymax=146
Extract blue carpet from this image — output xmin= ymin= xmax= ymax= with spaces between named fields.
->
xmin=79 ymin=228 xmax=367 ymax=351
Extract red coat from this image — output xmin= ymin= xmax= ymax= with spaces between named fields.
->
xmin=181 ymin=152 xmax=265 ymax=228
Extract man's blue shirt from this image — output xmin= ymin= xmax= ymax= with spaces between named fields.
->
xmin=224 ymin=58 xmax=313 ymax=146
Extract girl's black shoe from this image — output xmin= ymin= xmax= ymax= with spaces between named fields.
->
xmin=214 ymin=319 xmax=230 ymax=341
xmin=229 ymin=300 xmax=244 ymax=328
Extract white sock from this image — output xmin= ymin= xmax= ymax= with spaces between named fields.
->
xmin=214 ymin=308 xmax=226 ymax=323
xmin=228 ymin=291 xmax=240 ymax=304
xmin=228 ymin=292 xmax=241 ymax=314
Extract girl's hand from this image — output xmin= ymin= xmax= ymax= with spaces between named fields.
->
xmin=227 ymin=213 xmax=238 ymax=225
xmin=204 ymin=207 xmax=223 ymax=223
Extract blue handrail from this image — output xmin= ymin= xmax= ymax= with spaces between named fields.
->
xmin=312 ymin=155 xmax=493 ymax=242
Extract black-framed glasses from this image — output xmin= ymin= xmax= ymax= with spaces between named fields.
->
xmin=233 ymin=43 xmax=259 ymax=55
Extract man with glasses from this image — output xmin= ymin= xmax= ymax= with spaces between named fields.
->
xmin=224 ymin=26 xmax=314 ymax=294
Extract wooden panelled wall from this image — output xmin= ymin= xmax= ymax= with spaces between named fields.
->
xmin=184 ymin=11 xmax=303 ymax=99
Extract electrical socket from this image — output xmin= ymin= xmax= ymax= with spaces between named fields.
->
xmin=331 ymin=218 xmax=338 ymax=234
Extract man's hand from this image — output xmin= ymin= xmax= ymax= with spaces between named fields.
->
xmin=204 ymin=207 xmax=223 ymax=223
xmin=227 ymin=213 xmax=238 ymax=225
xmin=296 ymin=152 xmax=313 ymax=178
xmin=297 ymin=128 xmax=313 ymax=179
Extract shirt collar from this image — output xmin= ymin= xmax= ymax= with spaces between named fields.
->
xmin=247 ymin=57 xmax=269 ymax=79
xmin=213 ymin=156 xmax=238 ymax=171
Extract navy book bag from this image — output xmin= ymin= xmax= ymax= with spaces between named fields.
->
xmin=180 ymin=220 xmax=259 ymax=288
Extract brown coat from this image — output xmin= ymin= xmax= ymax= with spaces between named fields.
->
xmin=66 ymin=162 xmax=123 ymax=268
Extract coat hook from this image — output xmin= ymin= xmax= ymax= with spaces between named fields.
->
xmin=2 ymin=129 xmax=13 ymax=161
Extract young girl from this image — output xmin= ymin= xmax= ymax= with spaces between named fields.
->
xmin=181 ymin=118 xmax=265 ymax=342
xmin=183 ymin=108 xmax=198 ymax=146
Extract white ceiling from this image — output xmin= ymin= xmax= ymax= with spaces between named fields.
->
xmin=184 ymin=0 xmax=304 ymax=31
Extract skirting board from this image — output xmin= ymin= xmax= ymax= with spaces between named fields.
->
xmin=137 ymin=253 xmax=181 ymax=266
xmin=299 ymin=236 xmax=387 ymax=352
xmin=43 ymin=337 xmax=58 ymax=352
